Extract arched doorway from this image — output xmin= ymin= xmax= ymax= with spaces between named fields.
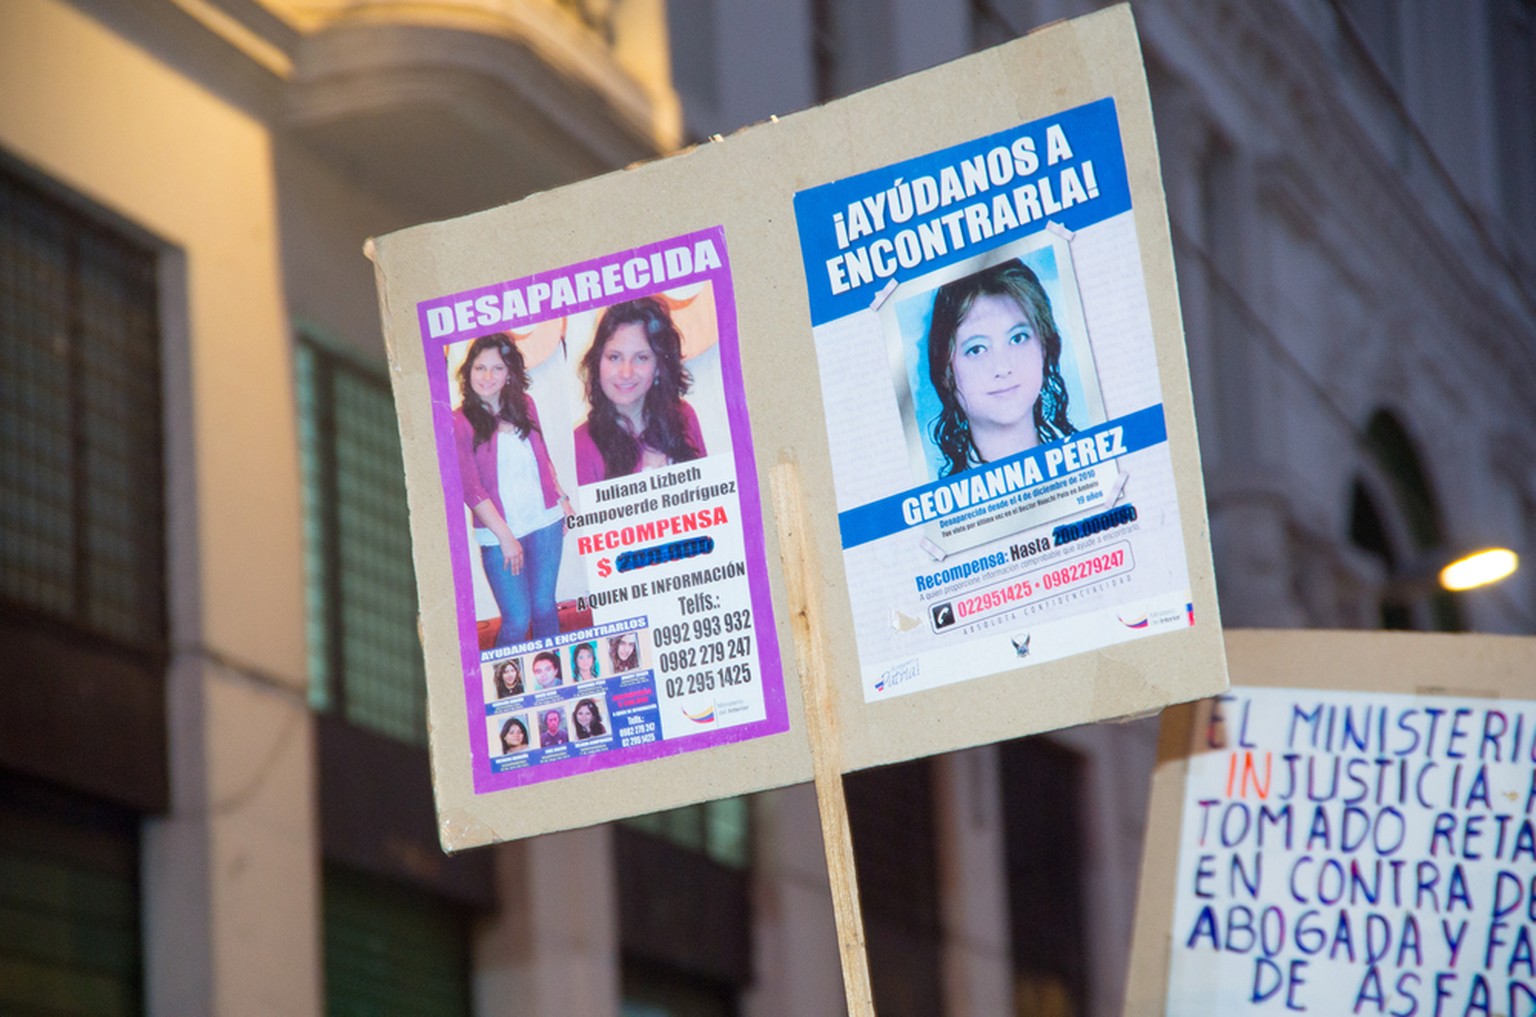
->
xmin=1347 ymin=411 xmax=1463 ymax=631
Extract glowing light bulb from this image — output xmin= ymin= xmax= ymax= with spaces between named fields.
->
xmin=1438 ymin=548 xmax=1519 ymax=592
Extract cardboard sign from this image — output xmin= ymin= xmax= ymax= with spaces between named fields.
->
xmin=1126 ymin=630 xmax=1536 ymax=1017
xmin=368 ymin=3 xmax=1227 ymax=850
xmin=794 ymin=92 xmax=1203 ymax=707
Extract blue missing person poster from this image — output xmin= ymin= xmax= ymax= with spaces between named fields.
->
xmin=793 ymin=97 xmax=1198 ymax=701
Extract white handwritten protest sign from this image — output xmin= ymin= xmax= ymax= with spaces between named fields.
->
xmin=1126 ymin=630 xmax=1536 ymax=1017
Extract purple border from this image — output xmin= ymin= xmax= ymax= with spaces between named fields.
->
xmin=417 ymin=226 xmax=789 ymax=793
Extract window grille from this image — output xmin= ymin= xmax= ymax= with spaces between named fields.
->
xmin=322 ymin=865 xmax=470 ymax=1017
xmin=296 ymin=337 xmax=426 ymax=744
xmin=0 ymin=778 xmax=143 ymax=1016
xmin=620 ymin=796 xmax=750 ymax=870
xmin=0 ymin=161 xmax=166 ymax=652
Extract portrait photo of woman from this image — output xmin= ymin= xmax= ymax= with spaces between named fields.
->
xmin=572 ymin=698 xmax=607 ymax=740
xmin=498 ymin=716 xmax=530 ymax=755
xmin=571 ymin=641 xmax=600 ymax=683
xmin=491 ymin=658 xmax=523 ymax=699
xmin=926 ymin=258 xmax=1076 ymax=476
xmin=887 ymin=239 xmax=1107 ymax=491
xmin=573 ymin=297 xmax=706 ymax=485
xmin=608 ymin=632 xmax=641 ymax=673
xmin=452 ymin=333 xmax=575 ymax=648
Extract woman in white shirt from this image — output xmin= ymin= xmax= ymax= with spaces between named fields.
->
xmin=452 ymin=334 xmax=574 ymax=647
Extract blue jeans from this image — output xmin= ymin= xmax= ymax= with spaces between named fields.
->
xmin=481 ymin=519 xmax=565 ymax=647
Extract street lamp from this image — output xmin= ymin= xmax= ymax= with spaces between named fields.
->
xmin=1438 ymin=548 xmax=1520 ymax=592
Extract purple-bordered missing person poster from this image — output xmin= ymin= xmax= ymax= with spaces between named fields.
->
xmin=416 ymin=226 xmax=787 ymax=793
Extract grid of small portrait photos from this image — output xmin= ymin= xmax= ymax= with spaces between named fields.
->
xmin=481 ymin=625 xmax=652 ymax=771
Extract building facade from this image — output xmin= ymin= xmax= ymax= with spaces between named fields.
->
xmin=0 ymin=1 xmax=1531 ymax=1016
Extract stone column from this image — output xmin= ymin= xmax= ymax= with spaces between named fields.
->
xmin=934 ymin=746 xmax=1014 ymax=1017
xmin=142 ymin=655 xmax=322 ymax=1017
xmin=741 ymin=783 xmax=847 ymax=1017
xmin=475 ymin=825 xmax=621 ymax=1017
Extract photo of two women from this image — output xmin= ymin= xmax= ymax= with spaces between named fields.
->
xmin=447 ymin=283 xmax=729 ymax=651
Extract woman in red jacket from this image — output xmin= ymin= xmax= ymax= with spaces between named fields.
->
xmin=453 ymin=334 xmax=573 ymax=647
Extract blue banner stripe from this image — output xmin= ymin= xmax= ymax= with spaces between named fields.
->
xmin=837 ymin=405 xmax=1168 ymax=549
xmin=794 ymin=98 xmax=1131 ymax=327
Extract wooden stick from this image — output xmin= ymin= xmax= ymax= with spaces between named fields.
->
xmin=769 ymin=459 xmax=877 ymax=1017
